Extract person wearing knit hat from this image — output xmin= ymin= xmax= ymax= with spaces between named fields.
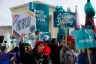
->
xmin=42 ymin=35 xmax=50 ymax=42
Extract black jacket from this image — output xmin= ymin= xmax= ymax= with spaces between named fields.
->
xmin=30 ymin=49 xmax=52 ymax=64
xmin=19 ymin=42 xmax=25 ymax=63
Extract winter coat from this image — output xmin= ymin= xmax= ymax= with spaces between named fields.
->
xmin=30 ymin=49 xmax=52 ymax=64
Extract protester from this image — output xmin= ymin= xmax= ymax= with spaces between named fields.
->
xmin=60 ymin=40 xmax=76 ymax=64
xmin=78 ymin=50 xmax=87 ymax=64
xmin=0 ymin=44 xmax=15 ymax=64
xmin=60 ymin=41 xmax=69 ymax=64
xmin=23 ymin=43 xmax=32 ymax=64
xmin=19 ymin=37 xmax=25 ymax=63
xmin=13 ymin=47 xmax=20 ymax=64
xmin=30 ymin=40 xmax=52 ymax=64
xmin=49 ymin=39 xmax=61 ymax=64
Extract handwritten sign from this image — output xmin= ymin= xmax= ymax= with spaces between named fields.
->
xmin=13 ymin=11 xmax=36 ymax=38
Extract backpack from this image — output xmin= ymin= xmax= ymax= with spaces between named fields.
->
xmin=66 ymin=50 xmax=75 ymax=64
xmin=60 ymin=46 xmax=75 ymax=64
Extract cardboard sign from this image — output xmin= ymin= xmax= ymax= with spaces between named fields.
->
xmin=73 ymin=29 xmax=96 ymax=50
xmin=13 ymin=11 xmax=36 ymax=38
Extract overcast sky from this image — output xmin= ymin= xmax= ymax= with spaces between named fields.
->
xmin=0 ymin=0 xmax=96 ymax=26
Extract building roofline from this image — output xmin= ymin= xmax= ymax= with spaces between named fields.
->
xmin=33 ymin=1 xmax=55 ymax=8
xmin=10 ymin=1 xmax=55 ymax=11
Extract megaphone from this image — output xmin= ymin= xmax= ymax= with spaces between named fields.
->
xmin=42 ymin=46 xmax=51 ymax=56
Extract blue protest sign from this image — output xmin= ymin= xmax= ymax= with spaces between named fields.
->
xmin=54 ymin=12 xmax=76 ymax=28
xmin=73 ymin=29 xmax=96 ymax=50
xmin=29 ymin=2 xmax=49 ymax=32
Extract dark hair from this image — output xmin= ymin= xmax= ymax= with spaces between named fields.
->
xmin=51 ymin=39 xmax=56 ymax=43
xmin=14 ymin=47 xmax=19 ymax=52
xmin=0 ymin=36 xmax=4 ymax=43
xmin=1 ymin=46 xmax=6 ymax=52
xmin=24 ymin=43 xmax=30 ymax=46
xmin=34 ymin=40 xmax=45 ymax=50
xmin=24 ymin=43 xmax=30 ymax=52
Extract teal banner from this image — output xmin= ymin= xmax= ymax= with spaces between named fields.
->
xmin=54 ymin=12 xmax=76 ymax=28
xmin=29 ymin=2 xmax=49 ymax=32
xmin=73 ymin=29 xmax=96 ymax=50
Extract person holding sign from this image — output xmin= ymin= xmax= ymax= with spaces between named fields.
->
xmin=60 ymin=36 xmax=79 ymax=64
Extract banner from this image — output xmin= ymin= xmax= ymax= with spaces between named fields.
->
xmin=29 ymin=2 xmax=49 ymax=32
xmin=54 ymin=12 xmax=76 ymax=28
xmin=73 ymin=29 xmax=96 ymax=50
xmin=13 ymin=11 xmax=36 ymax=38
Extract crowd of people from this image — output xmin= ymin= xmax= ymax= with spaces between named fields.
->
xmin=0 ymin=34 xmax=94 ymax=64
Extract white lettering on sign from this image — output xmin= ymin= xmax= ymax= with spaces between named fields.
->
xmin=79 ymin=37 xmax=93 ymax=43
xmin=16 ymin=16 xmax=31 ymax=31
xmin=58 ymin=18 xmax=73 ymax=25
xmin=36 ymin=10 xmax=47 ymax=22
xmin=57 ymin=13 xmax=75 ymax=25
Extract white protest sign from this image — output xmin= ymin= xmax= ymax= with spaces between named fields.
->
xmin=13 ymin=11 xmax=36 ymax=38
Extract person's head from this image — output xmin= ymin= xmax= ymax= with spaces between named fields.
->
xmin=24 ymin=46 xmax=28 ymax=52
xmin=14 ymin=47 xmax=19 ymax=52
xmin=24 ymin=43 xmax=30 ymax=52
xmin=68 ymin=41 xmax=75 ymax=50
xmin=27 ymin=45 xmax=32 ymax=52
xmin=34 ymin=40 xmax=46 ymax=54
xmin=51 ymin=39 xmax=58 ymax=45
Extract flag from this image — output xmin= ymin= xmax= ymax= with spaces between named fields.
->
xmin=75 ymin=6 xmax=82 ymax=30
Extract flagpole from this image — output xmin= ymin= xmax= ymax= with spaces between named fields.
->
xmin=87 ymin=49 xmax=91 ymax=64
